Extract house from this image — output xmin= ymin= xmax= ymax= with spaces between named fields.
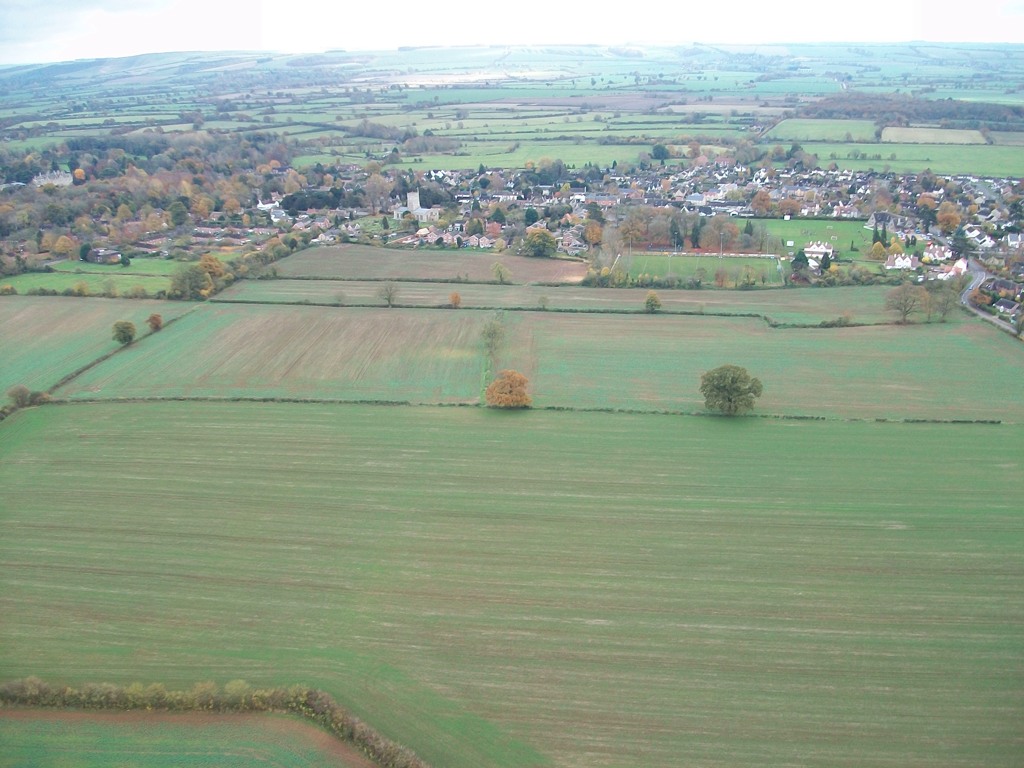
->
xmin=993 ymin=298 xmax=1020 ymax=316
xmin=930 ymin=257 xmax=968 ymax=281
xmin=804 ymin=241 xmax=834 ymax=261
xmin=963 ymin=224 xmax=996 ymax=250
xmin=922 ymin=243 xmax=954 ymax=262
xmin=83 ymin=248 xmax=122 ymax=265
xmin=884 ymin=253 xmax=920 ymax=270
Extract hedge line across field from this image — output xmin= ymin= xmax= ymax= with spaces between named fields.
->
xmin=0 ymin=677 xmax=429 ymax=768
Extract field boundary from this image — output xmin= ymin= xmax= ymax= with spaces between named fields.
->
xmin=0 ymin=677 xmax=428 ymax=768
xmin=33 ymin=397 xmax=1006 ymax=426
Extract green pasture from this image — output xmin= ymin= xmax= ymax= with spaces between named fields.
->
xmin=756 ymin=218 xmax=882 ymax=253
xmin=764 ymin=119 xmax=877 ymax=142
xmin=881 ymin=127 xmax=987 ymax=144
xmin=1 ymin=403 xmax=1022 ymax=768
xmin=0 ymin=296 xmax=192 ymax=394
xmin=801 ymin=142 xmax=1024 ymax=177
xmin=48 ymin=302 xmax=1024 ymax=422
xmin=0 ymin=714 xmax=364 ymax=768
xmin=622 ymin=253 xmax=785 ymax=285
xmin=505 ymin=312 xmax=1024 ymax=420
xmin=0 ymin=272 xmax=170 ymax=296
xmin=49 ymin=257 xmax=185 ymax=277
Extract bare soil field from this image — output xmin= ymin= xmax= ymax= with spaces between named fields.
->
xmin=275 ymin=244 xmax=588 ymax=283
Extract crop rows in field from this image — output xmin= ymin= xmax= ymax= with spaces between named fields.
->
xmin=49 ymin=302 xmax=1024 ymax=422
xmin=216 ymin=279 xmax=897 ymax=324
xmin=0 ymin=296 xmax=193 ymax=394
xmin=1 ymin=403 xmax=1021 ymax=768
xmin=274 ymin=244 xmax=588 ymax=283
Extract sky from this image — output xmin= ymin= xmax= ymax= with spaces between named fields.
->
xmin=1 ymin=0 xmax=1022 ymax=65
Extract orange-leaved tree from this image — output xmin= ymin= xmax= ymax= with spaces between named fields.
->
xmin=485 ymin=369 xmax=531 ymax=409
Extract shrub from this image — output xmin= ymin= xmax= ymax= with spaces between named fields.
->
xmin=485 ymin=369 xmax=532 ymax=409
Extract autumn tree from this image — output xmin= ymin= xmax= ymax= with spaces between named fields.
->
xmin=485 ymin=369 xmax=532 ymax=409
xmin=644 ymin=290 xmax=662 ymax=313
xmin=521 ymin=229 xmax=556 ymax=258
xmin=449 ymin=291 xmax=461 ymax=309
xmin=52 ymin=235 xmax=75 ymax=257
xmin=170 ymin=264 xmax=213 ymax=300
xmin=583 ymin=220 xmax=603 ymax=248
xmin=885 ymin=283 xmax=927 ymax=324
xmin=112 ymin=320 xmax=136 ymax=345
xmin=700 ymin=365 xmax=763 ymax=416
xmin=146 ymin=313 xmax=163 ymax=332
xmin=936 ymin=201 xmax=961 ymax=235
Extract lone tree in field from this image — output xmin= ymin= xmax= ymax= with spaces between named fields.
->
xmin=885 ymin=283 xmax=926 ymax=324
xmin=377 ymin=282 xmax=399 ymax=308
xmin=700 ymin=365 xmax=763 ymax=416
xmin=112 ymin=320 xmax=136 ymax=345
xmin=644 ymin=290 xmax=662 ymax=313
xmin=449 ymin=291 xmax=462 ymax=309
xmin=146 ymin=313 xmax=163 ymax=332
xmin=491 ymin=261 xmax=511 ymax=284
xmin=485 ymin=369 xmax=532 ymax=409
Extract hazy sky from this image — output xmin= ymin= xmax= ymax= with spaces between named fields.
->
xmin=2 ymin=0 xmax=1022 ymax=65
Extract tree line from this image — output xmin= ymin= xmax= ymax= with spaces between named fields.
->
xmin=0 ymin=677 xmax=429 ymax=768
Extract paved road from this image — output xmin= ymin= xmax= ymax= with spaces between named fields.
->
xmin=960 ymin=259 xmax=1018 ymax=335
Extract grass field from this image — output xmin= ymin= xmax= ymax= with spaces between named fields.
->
xmin=51 ymin=302 xmax=1024 ymax=422
xmin=0 ymin=296 xmax=193 ymax=394
xmin=55 ymin=304 xmax=489 ymax=404
xmin=0 ymin=271 xmax=171 ymax=296
xmin=1 ymin=402 xmax=1021 ymax=768
xmin=49 ymin=257 xmax=186 ymax=277
xmin=801 ymin=142 xmax=1024 ymax=177
xmin=274 ymin=244 xmax=589 ymax=283
xmin=216 ymin=280 xmax=898 ymax=323
xmin=756 ymin=218 xmax=884 ymax=254
xmin=881 ymin=127 xmax=987 ymax=144
xmin=623 ymin=253 xmax=786 ymax=285
xmin=0 ymin=712 xmax=373 ymax=768
xmin=764 ymin=119 xmax=878 ymax=142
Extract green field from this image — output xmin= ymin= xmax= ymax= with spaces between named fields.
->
xmin=217 ymin=279 xmax=897 ymax=323
xmin=764 ymin=119 xmax=878 ymax=142
xmin=49 ymin=257 xmax=187 ymax=277
xmin=881 ymin=127 xmax=987 ymax=144
xmin=801 ymin=142 xmax=1024 ymax=176
xmin=0 ymin=712 xmax=371 ymax=768
xmin=623 ymin=253 xmax=786 ymax=285
xmin=0 ymin=296 xmax=193 ymax=394
xmin=0 ymin=271 xmax=171 ymax=297
xmin=50 ymin=303 xmax=1024 ymax=422
xmin=1 ymin=403 xmax=1021 ymax=768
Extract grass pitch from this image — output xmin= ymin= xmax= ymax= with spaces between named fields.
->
xmin=1 ymin=402 xmax=1022 ymax=768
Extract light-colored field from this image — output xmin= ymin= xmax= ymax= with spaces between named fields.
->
xmin=0 ymin=296 xmax=193 ymax=394
xmin=216 ymin=280 xmax=898 ymax=324
xmin=764 ymin=118 xmax=877 ymax=142
xmin=49 ymin=257 xmax=186 ymax=277
xmin=881 ymin=127 xmax=987 ymax=144
xmin=801 ymin=142 xmax=1024 ymax=176
xmin=56 ymin=304 xmax=489 ymax=404
xmin=0 ymin=712 xmax=373 ymax=768
xmin=1 ymin=402 xmax=1021 ymax=768
xmin=275 ymin=244 xmax=588 ymax=283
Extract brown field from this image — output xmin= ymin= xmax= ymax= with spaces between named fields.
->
xmin=881 ymin=127 xmax=987 ymax=144
xmin=275 ymin=244 xmax=589 ymax=283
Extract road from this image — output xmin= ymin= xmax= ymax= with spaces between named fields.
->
xmin=960 ymin=259 xmax=1018 ymax=335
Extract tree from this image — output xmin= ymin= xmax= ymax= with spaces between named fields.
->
xmin=146 ymin=313 xmax=163 ymax=332
xmin=521 ymin=228 xmax=556 ymax=258
xmin=112 ymin=320 xmax=136 ymax=345
xmin=651 ymin=144 xmax=670 ymax=161
xmin=168 ymin=201 xmax=189 ymax=227
xmin=170 ymin=264 xmax=214 ymax=300
xmin=449 ymin=291 xmax=461 ymax=309
xmin=936 ymin=201 xmax=961 ymax=235
xmin=52 ymin=235 xmax=75 ymax=257
xmin=492 ymin=261 xmax=511 ymax=284
xmin=583 ymin=220 xmax=603 ymax=248
xmin=524 ymin=207 xmax=539 ymax=226
xmin=644 ymin=290 xmax=662 ymax=313
xmin=700 ymin=365 xmax=763 ymax=416
xmin=377 ymin=282 xmax=398 ymax=307
xmin=885 ymin=283 xmax=926 ymax=324
xmin=6 ymin=385 xmax=31 ymax=409
xmin=490 ymin=207 xmax=506 ymax=224
xmin=485 ymin=369 xmax=531 ymax=409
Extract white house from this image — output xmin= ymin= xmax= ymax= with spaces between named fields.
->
xmin=884 ymin=253 xmax=921 ymax=270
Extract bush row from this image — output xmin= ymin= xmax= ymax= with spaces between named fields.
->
xmin=0 ymin=677 xmax=429 ymax=768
